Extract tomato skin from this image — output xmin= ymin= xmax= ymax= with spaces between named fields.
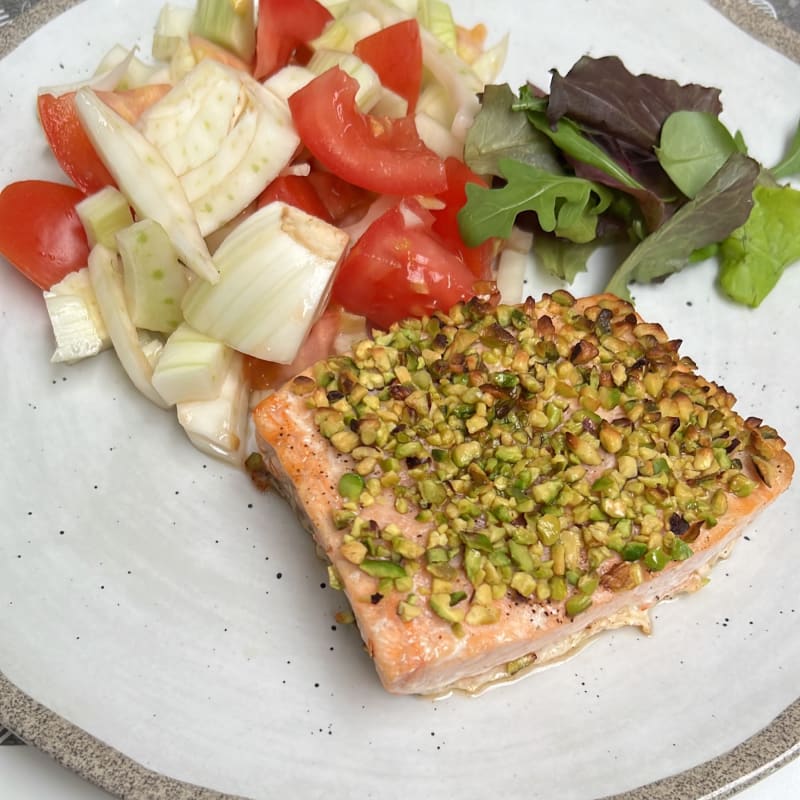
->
xmin=306 ymin=168 xmax=375 ymax=225
xmin=244 ymin=306 xmax=345 ymax=390
xmin=353 ymin=20 xmax=422 ymax=113
xmin=37 ymin=93 xmax=116 ymax=194
xmin=432 ymin=157 xmax=497 ymax=279
xmin=331 ymin=200 xmax=476 ymax=330
xmin=0 ymin=180 xmax=90 ymax=290
xmin=257 ymin=174 xmax=333 ymax=221
xmin=94 ymin=84 xmax=171 ymax=124
xmin=254 ymin=0 xmax=333 ymax=80
xmin=289 ymin=68 xmax=447 ymax=196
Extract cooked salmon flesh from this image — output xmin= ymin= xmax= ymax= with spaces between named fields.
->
xmin=253 ymin=292 xmax=794 ymax=695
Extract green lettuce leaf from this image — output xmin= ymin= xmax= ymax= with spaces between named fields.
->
xmin=458 ymin=158 xmax=613 ymax=246
xmin=464 ymin=84 xmax=561 ymax=177
xmin=718 ymin=182 xmax=800 ymax=306
xmin=770 ymin=118 xmax=800 ymax=180
xmin=605 ymin=152 xmax=759 ymax=300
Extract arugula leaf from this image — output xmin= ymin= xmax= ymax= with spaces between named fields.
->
xmin=464 ymin=84 xmax=561 ymax=177
xmin=533 ymin=235 xmax=597 ymax=282
xmin=770 ymin=118 xmax=800 ymax=180
xmin=547 ymin=55 xmax=722 ymax=150
xmin=605 ymin=153 xmax=759 ymax=300
xmin=718 ymin=183 xmax=800 ymax=306
xmin=656 ymin=111 xmax=739 ymax=198
xmin=458 ymin=158 xmax=613 ymax=247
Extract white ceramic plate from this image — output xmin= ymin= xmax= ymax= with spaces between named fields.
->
xmin=1 ymin=2 xmax=799 ymax=798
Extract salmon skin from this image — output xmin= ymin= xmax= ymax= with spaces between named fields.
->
xmin=253 ymin=292 xmax=794 ymax=695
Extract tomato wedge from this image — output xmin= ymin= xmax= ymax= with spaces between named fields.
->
xmin=38 ymin=87 xmax=168 ymax=192
xmin=254 ymin=0 xmax=333 ymax=80
xmin=306 ymin=167 xmax=375 ymax=225
xmin=289 ymin=68 xmax=447 ymax=196
xmin=431 ymin=157 xmax=497 ymax=279
xmin=257 ymin=174 xmax=332 ymax=222
xmin=94 ymin=84 xmax=171 ymax=124
xmin=331 ymin=199 xmax=476 ymax=330
xmin=37 ymin=92 xmax=115 ymax=194
xmin=0 ymin=180 xmax=89 ymax=290
xmin=353 ymin=19 xmax=422 ymax=113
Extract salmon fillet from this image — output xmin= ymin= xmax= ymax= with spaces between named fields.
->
xmin=253 ymin=292 xmax=794 ymax=695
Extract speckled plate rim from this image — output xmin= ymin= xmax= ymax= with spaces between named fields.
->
xmin=1 ymin=1 xmax=799 ymax=799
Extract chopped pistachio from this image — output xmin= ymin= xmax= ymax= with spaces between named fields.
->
xmin=465 ymin=603 xmax=500 ymax=625
xmin=565 ymin=594 xmax=593 ymax=617
xmin=510 ymin=571 xmax=537 ymax=597
xmin=340 ymin=540 xmax=368 ymax=565
xmin=303 ymin=296 xmax=787 ymax=634
xmin=360 ymin=559 xmax=407 ymax=579
xmin=430 ymin=593 xmax=465 ymax=623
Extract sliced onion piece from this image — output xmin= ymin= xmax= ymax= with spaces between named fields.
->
xmin=176 ymin=351 xmax=248 ymax=465
xmin=181 ymin=201 xmax=349 ymax=364
xmin=418 ymin=26 xmax=482 ymax=141
xmin=309 ymin=10 xmax=382 ymax=52
xmin=75 ymin=87 xmax=218 ymax=284
xmin=153 ymin=3 xmax=195 ymax=61
xmin=87 ymin=244 xmax=171 ymax=409
xmin=262 ymin=65 xmax=316 ymax=105
xmin=306 ymin=50 xmax=383 ymax=111
xmin=496 ymin=227 xmax=533 ymax=305
xmin=37 ymin=47 xmax=142 ymax=97
xmin=93 ymin=45 xmax=171 ymax=89
xmin=471 ymin=32 xmax=508 ymax=85
xmin=180 ymin=101 xmax=258 ymax=203
xmin=137 ymin=59 xmax=244 ymax=161
xmin=159 ymin=80 xmax=245 ymax=176
xmin=152 ymin=322 xmax=233 ymax=405
xmin=117 ymin=219 xmax=189 ymax=334
xmin=186 ymin=75 xmax=301 ymax=236
xmin=414 ymin=111 xmax=461 ymax=159
xmin=44 ymin=268 xmax=110 ymax=364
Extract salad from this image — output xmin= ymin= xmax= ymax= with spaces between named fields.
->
xmin=0 ymin=0 xmax=512 ymax=464
xmin=0 ymin=0 xmax=798 ymax=469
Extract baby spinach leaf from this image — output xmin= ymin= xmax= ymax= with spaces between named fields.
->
xmin=458 ymin=159 xmax=613 ymax=246
xmin=605 ymin=153 xmax=759 ymax=300
xmin=656 ymin=111 xmax=739 ymax=198
xmin=770 ymin=119 xmax=800 ymax=180
xmin=547 ymin=55 xmax=722 ymax=150
xmin=718 ymin=183 xmax=800 ymax=306
xmin=464 ymin=84 xmax=561 ymax=177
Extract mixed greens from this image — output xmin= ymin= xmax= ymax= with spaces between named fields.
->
xmin=457 ymin=55 xmax=800 ymax=306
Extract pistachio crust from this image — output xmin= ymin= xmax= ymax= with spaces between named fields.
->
xmin=291 ymin=291 xmax=793 ymax=633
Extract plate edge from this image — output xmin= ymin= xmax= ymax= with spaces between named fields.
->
xmin=1 ymin=666 xmax=798 ymax=800
xmin=0 ymin=0 xmax=798 ymax=798
xmin=709 ymin=0 xmax=800 ymax=62
xmin=0 ymin=0 xmax=81 ymax=59
xmin=0 ymin=669 xmax=248 ymax=800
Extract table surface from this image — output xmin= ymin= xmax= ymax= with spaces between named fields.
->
xmin=1 ymin=0 xmax=799 ymax=798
